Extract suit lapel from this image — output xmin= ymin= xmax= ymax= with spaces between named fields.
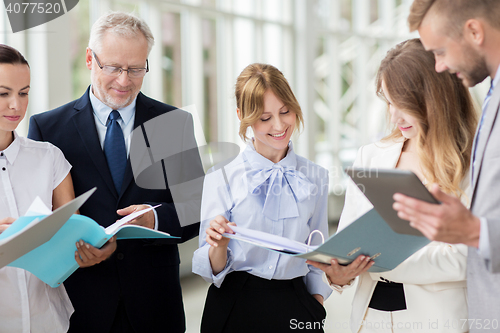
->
xmin=471 ymin=85 xmax=500 ymax=196
xmin=73 ymin=88 xmax=118 ymax=198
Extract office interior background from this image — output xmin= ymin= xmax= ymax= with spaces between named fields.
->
xmin=0 ymin=0 xmax=489 ymax=210
xmin=0 ymin=1 xmax=490 ymax=332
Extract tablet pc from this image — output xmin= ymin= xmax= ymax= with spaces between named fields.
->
xmin=344 ymin=168 xmax=439 ymax=237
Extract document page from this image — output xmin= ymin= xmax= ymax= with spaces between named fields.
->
xmin=105 ymin=204 xmax=162 ymax=235
xmin=223 ymin=225 xmax=317 ymax=254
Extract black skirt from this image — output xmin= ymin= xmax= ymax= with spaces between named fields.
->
xmin=201 ymin=271 xmax=327 ymax=333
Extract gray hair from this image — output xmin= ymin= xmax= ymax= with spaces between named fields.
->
xmin=88 ymin=12 xmax=154 ymax=55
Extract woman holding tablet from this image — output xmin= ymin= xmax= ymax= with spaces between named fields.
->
xmin=309 ymin=39 xmax=477 ymax=332
xmin=192 ymin=63 xmax=372 ymax=332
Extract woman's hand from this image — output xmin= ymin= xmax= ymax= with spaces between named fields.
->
xmin=205 ymin=215 xmax=234 ymax=248
xmin=206 ymin=215 xmax=235 ymax=275
xmin=0 ymin=217 xmax=15 ymax=233
xmin=307 ymin=255 xmax=373 ymax=286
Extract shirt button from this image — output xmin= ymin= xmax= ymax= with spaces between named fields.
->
xmin=117 ymin=253 xmax=124 ymax=260
xmin=2 ymin=167 xmax=5 ymax=171
xmin=0 ymin=152 xmax=3 ymax=156
xmin=268 ymin=265 xmax=273 ymax=269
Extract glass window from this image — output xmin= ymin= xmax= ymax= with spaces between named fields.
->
xmin=233 ymin=18 xmax=255 ymax=74
xmin=201 ymin=18 xmax=217 ymax=143
xmin=232 ymin=0 xmax=255 ymax=17
xmin=162 ymin=12 xmax=182 ymax=107
xmin=263 ymin=23 xmax=282 ymax=69
xmin=201 ymin=0 xmax=216 ymax=8
xmin=69 ymin=0 xmax=91 ymax=100
xmin=262 ymin=0 xmax=282 ymax=21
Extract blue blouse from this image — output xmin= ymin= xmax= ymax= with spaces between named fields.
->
xmin=192 ymin=141 xmax=332 ymax=300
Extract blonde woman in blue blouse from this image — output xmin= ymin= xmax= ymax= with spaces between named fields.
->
xmin=192 ymin=63 xmax=371 ymax=333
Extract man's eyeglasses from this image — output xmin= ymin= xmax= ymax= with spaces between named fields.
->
xmin=91 ymin=50 xmax=149 ymax=78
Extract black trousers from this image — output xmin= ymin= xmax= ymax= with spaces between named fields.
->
xmin=201 ymin=271 xmax=327 ymax=333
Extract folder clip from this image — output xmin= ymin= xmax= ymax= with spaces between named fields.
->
xmin=347 ymin=247 xmax=361 ymax=257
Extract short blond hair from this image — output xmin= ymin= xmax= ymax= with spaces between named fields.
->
xmin=408 ymin=0 xmax=500 ymax=37
xmin=235 ymin=63 xmax=303 ymax=141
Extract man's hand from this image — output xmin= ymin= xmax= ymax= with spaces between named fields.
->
xmin=307 ymin=255 xmax=373 ymax=286
xmin=0 ymin=217 xmax=15 ymax=233
xmin=393 ymin=183 xmax=481 ymax=247
xmin=75 ymin=236 xmax=117 ymax=268
xmin=117 ymin=205 xmax=155 ymax=229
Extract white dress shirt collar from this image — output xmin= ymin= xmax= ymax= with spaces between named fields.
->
xmin=3 ymin=131 xmax=21 ymax=165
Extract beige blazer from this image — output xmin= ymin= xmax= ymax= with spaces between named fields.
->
xmin=339 ymin=139 xmax=468 ymax=333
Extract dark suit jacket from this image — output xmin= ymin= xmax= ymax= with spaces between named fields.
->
xmin=28 ymin=87 xmax=200 ymax=333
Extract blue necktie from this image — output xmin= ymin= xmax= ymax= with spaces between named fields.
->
xmin=472 ymin=83 xmax=494 ymax=181
xmin=104 ymin=110 xmax=127 ymax=192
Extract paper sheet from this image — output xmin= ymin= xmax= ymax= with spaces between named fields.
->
xmin=223 ymin=225 xmax=316 ymax=254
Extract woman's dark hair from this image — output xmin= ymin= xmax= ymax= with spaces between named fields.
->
xmin=0 ymin=44 xmax=29 ymax=66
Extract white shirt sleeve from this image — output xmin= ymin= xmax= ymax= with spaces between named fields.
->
xmin=50 ymin=145 xmax=72 ymax=190
xmin=478 ymin=217 xmax=491 ymax=261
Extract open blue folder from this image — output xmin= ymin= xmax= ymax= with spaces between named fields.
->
xmin=224 ymin=209 xmax=430 ymax=272
xmin=0 ymin=189 xmax=178 ymax=287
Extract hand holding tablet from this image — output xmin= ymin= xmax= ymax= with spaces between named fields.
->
xmin=345 ymin=168 xmax=439 ymax=237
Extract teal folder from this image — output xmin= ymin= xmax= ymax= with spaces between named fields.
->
xmin=0 ymin=188 xmax=96 ymax=269
xmin=0 ymin=189 xmax=179 ymax=287
xmin=224 ymin=209 xmax=430 ymax=272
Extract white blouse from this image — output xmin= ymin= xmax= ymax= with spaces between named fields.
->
xmin=0 ymin=132 xmax=74 ymax=333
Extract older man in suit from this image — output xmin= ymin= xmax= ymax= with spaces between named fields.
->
xmin=392 ymin=0 xmax=500 ymax=330
xmin=28 ymin=12 xmax=201 ymax=333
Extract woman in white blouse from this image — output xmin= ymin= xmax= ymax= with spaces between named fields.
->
xmin=193 ymin=63 xmax=373 ymax=333
xmin=0 ymin=44 xmax=112 ymax=333
xmin=310 ymin=39 xmax=478 ymax=332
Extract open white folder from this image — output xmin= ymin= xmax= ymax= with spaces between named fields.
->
xmin=223 ymin=209 xmax=430 ymax=272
